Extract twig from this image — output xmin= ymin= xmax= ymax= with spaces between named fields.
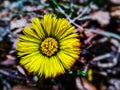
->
xmin=73 ymin=6 xmax=89 ymax=22
xmin=78 ymin=16 xmax=91 ymax=21
xmin=93 ymin=53 xmax=111 ymax=61
xmin=85 ymin=29 xmax=120 ymax=41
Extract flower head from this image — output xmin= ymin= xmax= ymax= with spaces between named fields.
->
xmin=16 ymin=14 xmax=81 ymax=78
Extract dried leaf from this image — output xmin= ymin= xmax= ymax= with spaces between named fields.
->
xmin=12 ymin=85 xmax=37 ymax=90
xmin=91 ymin=11 xmax=110 ymax=27
xmin=16 ymin=65 xmax=27 ymax=76
xmin=110 ymin=6 xmax=120 ymax=19
xmin=75 ymin=77 xmax=97 ymax=90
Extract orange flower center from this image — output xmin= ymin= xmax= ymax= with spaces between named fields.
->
xmin=40 ymin=38 xmax=58 ymax=56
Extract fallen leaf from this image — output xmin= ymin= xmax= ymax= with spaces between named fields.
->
xmin=91 ymin=11 xmax=110 ymax=27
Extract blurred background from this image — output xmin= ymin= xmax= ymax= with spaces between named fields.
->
xmin=0 ymin=0 xmax=120 ymax=90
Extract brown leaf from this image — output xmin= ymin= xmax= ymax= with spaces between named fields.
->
xmin=75 ymin=77 xmax=97 ymax=90
xmin=91 ymin=11 xmax=110 ymax=27
xmin=0 ymin=55 xmax=16 ymax=65
xmin=110 ymin=6 xmax=120 ymax=19
xmin=16 ymin=65 xmax=27 ymax=76
xmin=12 ymin=85 xmax=37 ymax=90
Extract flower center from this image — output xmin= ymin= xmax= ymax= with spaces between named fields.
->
xmin=40 ymin=38 xmax=58 ymax=56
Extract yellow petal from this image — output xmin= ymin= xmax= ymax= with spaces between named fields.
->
xmin=20 ymin=51 xmax=40 ymax=65
xmin=23 ymin=26 xmax=40 ymax=39
xmin=19 ymin=35 xmax=41 ymax=43
xmin=57 ymin=51 xmax=75 ymax=70
xmin=59 ymin=26 xmax=75 ymax=39
xmin=42 ymin=14 xmax=52 ymax=36
xmin=18 ymin=48 xmax=39 ymax=57
xmin=60 ymin=33 xmax=79 ymax=41
xmin=54 ymin=19 xmax=72 ymax=39
xmin=25 ymin=54 xmax=44 ymax=74
xmin=38 ymin=56 xmax=46 ymax=77
xmin=50 ymin=16 xmax=58 ymax=36
xmin=16 ymin=41 xmax=39 ymax=49
xmin=62 ymin=50 xmax=80 ymax=59
xmin=60 ymin=38 xmax=80 ymax=49
xmin=31 ymin=18 xmax=45 ymax=39
xmin=50 ymin=56 xmax=65 ymax=77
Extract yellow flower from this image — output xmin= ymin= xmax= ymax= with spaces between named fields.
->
xmin=16 ymin=14 xmax=81 ymax=78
